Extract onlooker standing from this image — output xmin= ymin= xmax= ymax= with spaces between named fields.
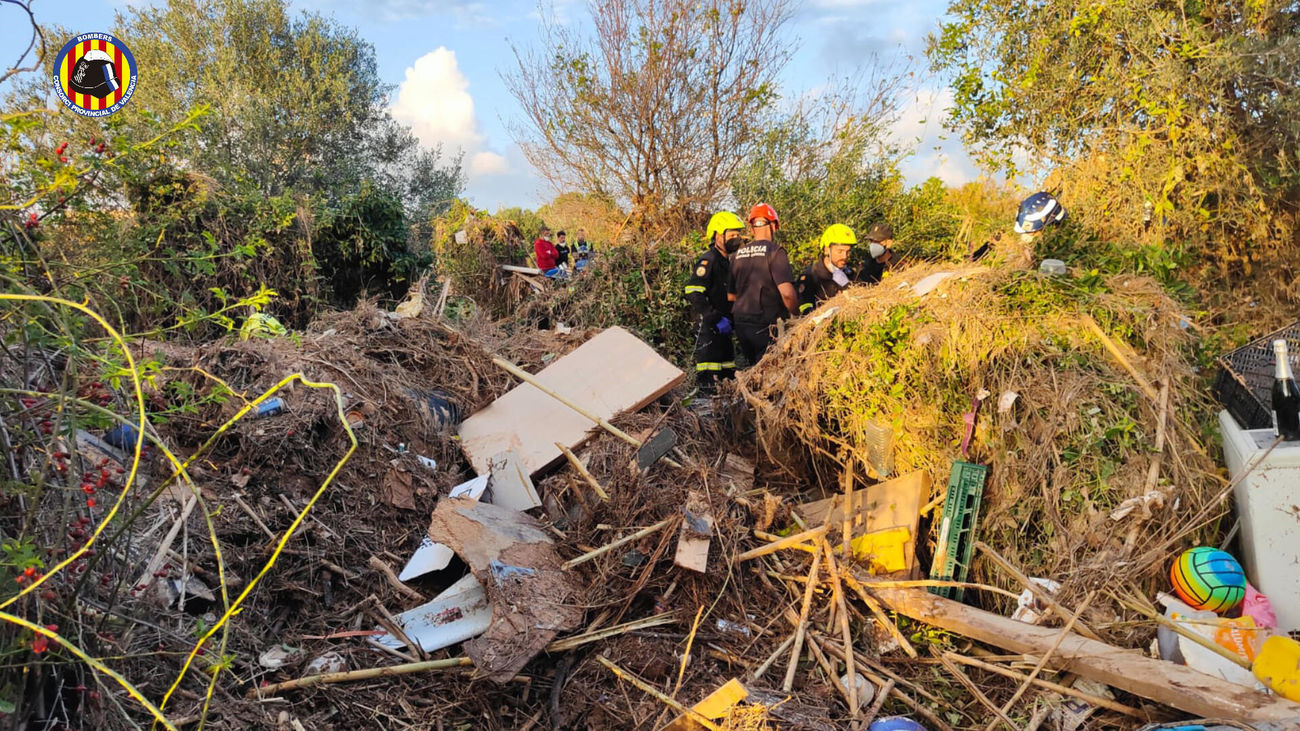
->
xmin=573 ymin=228 xmax=593 ymax=272
xmin=534 ymin=227 xmax=562 ymax=277
xmin=555 ymin=230 xmax=571 ymax=267
xmin=729 ymin=203 xmax=799 ymax=364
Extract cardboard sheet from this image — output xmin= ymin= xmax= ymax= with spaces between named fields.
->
xmin=795 ymin=471 xmax=931 ymax=575
xmin=459 ymin=327 xmax=684 ymax=476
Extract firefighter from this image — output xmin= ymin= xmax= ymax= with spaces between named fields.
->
xmin=729 ymin=203 xmax=799 ymax=363
xmin=797 ymin=223 xmax=857 ymax=314
xmin=685 ymin=211 xmax=745 ymax=393
xmin=1014 ymin=191 xmax=1067 ymax=240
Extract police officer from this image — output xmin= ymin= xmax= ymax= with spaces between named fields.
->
xmin=685 ymin=211 xmax=745 ymax=392
xmin=797 ymin=224 xmax=857 ymax=314
xmin=729 ymin=203 xmax=799 ymax=363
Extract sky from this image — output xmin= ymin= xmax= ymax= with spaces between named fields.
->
xmin=1 ymin=0 xmax=980 ymax=211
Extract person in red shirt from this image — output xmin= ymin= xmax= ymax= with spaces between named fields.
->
xmin=533 ymin=227 xmax=562 ymax=276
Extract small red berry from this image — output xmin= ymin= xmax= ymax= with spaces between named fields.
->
xmin=15 ymin=575 xmax=26 ymax=584
xmin=32 ymin=636 xmax=48 ymax=653
xmin=55 ymin=142 xmax=67 ymax=154
xmin=41 ymin=590 xmax=57 ymax=600
xmin=86 ymin=498 xmax=96 ymax=507
xmin=59 ymin=156 xmax=69 ymax=164
xmin=24 ymin=567 xmax=35 ymax=577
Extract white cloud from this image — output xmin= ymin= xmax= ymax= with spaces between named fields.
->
xmin=890 ymin=87 xmax=981 ymax=186
xmin=470 ymin=151 xmax=509 ymax=176
xmin=390 ymin=47 xmax=511 ymax=180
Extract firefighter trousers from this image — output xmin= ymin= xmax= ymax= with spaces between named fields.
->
xmin=693 ymin=318 xmax=736 ymax=393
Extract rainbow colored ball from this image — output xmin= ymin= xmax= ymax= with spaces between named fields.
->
xmin=1170 ymin=547 xmax=1246 ymax=613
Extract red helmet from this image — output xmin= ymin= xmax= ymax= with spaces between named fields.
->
xmin=747 ymin=203 xmax=780 ymax=231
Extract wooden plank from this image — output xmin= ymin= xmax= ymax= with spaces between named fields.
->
xmin=459 ymin=327 xmax=684 ymax=476
xmin=795 ymin=471 xmax=930 ymax=574
xmin=868 ymin=583 xmax=1300 ymax=722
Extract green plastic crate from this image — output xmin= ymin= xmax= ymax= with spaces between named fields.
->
xmin=929 ymin=460 xmax=988 ymax=601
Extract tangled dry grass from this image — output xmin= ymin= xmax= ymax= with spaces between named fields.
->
xmin=738 ymin=249 xmax=1228 ymax=645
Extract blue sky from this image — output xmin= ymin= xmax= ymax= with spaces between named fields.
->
xmin=1 ymin=0 xmax=979 ymax=210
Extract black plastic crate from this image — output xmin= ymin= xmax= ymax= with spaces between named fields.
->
xmin=1214 ymin=320 xmax=1300 ymax=429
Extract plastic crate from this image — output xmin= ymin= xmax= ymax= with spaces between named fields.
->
xmin=1215 ymin=320 xmax=1300 ymax=429
xmin=929 ymin=460 xmax=988 ymax=602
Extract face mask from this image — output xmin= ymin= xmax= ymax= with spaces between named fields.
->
xmin=724 ymin=234 xmax=743 ymax=254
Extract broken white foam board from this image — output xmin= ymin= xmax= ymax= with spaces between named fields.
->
xmin=398 ymin=475 xmax=491 ymax=582
xmin=488 ymin=450 xmax=541 ymax=511
xmin=375 ymin=573 xmax=492 ymax=653
xmin=458 ymin=326 xmax=684 ymax=476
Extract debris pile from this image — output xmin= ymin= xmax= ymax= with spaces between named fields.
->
xmin=11 ymin=256 xmax=1300 ymax=729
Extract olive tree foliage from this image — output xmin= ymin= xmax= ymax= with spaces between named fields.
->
xmin=928 ymin=0 xmax=1300 ymax=272
xmin=506 ymin=0 xmax=797 ymax=234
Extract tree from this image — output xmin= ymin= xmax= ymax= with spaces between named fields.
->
xmin=114 ymin=0 xmax=462 ymax=205
xmin=729 ymin=77 xmax=906 ymax=264
xmin=928 ymin=0 xmax=1300 ymax=277
xmin=506 ymin=0 xmax=796 ymax=234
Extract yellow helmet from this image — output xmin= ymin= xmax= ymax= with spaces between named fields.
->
xmin=705 ymin=211 xmax=746 ymax=243
xmin=820 ymin=223 xmax=857 ymax=249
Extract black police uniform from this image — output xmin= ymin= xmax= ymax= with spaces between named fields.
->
xmin=684 ymin=247 xmax=735 ymax=390
xmin=854 ymin=252 xmax=887 ymax=284
xmin=796 ymin=258 xmax=853 ymax=315
xmin=728 ymin=238 xmax=795 ymax=363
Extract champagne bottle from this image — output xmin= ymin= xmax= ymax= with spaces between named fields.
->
xmin=1271 ymin=339 xmax=1300 ymax=441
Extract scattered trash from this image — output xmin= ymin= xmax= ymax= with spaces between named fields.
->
xmin=1217 ymin=409 xmax=1300 ymax=633
xmin=398 ymin=475 xmax=491 ymax=582
xmin=1156 ymin=594 xmax=1263 ymax=689
xmin=374 ymin=574 xmax=492 ymax=654
xmin=428 ymin=498 xmax=583 ymax=682
xmin=1242 ymin=582 xmax=1277 ymax=629
xmin=663 ymin=678 xmax=748 ymax=731
xmin=487 ymin=450 xmax=541 ymax=511
xmin=621 ymin=549 xmax=648 ymax=568
xmin=797 ymin=472 xmax=929 ymax=576
xmin=1170 ymin=547 xmax=1246 ymax=613
xmin=416 ymin=455 xmax=437 ymax=471
xmin=303 ymin=651 xmax=346 ymax=676
xmin=1052 ymin=678 xmax=1115 ymax=731
xmin=714 ymin=619 xmax=752 ymax=639
xmin=996 ymin=390 xmax=1018 ymax=414
xmin=862 ymin=420 xmax=894 ymax=478
xmin=869 ymin=717 xmax=926 ymax=731
xmin=1253 ymin=635 xmax=1300 ymax=702
xmin=636 ymin=428 xmax=678 ymax=472
xmin=406 ymin=389 xmax=462 ymax=430
xmin=1038 ymin=258 xmax=1067 ymax=275
xmin=839 ymin=671 xmax=875 ymax=710
xmin=1010 ymin=577 xmax=1061 ymax=624
xmin=103 ymin=423 xmax=139 ymax=450
xmin=673 ymin=489 xmax=713 ymax=573
xmin=254 ymin=397 xmax=286 ymax=418
xmin=458 ymin=327 xmax=684 ymax=476
xmin=930 ymin=398 xmax=988 ymax=600
xmin=258 ymin=644 xmax=305 ymax=670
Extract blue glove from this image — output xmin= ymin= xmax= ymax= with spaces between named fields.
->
xmin=715 ymin=316 xmax=733 ymax=335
